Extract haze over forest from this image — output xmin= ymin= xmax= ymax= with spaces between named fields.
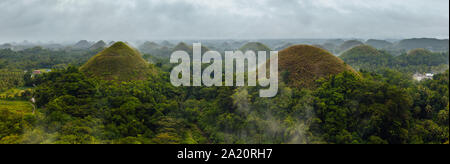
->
xmin=0 ymin=0 xmax=449 ymax=43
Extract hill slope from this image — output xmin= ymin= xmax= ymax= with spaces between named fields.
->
xmin=394 ymin=38 xmax=449 ymax=52
xmin=340 ymin=45 xmax=393 ymax=70
xmin=365 ymin=39 xmax=393 ymax=49
xmin=89 ymin=40 xmax=107 ymax=50
xmin=73 ymin=40 xmax=92 ymax=50
xmin=80 ymin=42 xmax=155 ymax=81
xmin=277 ymin=45 xmax=358 ymax=88
xmin=397 ymin=48 xmax=449 ymax=66
xmin=337 ymin=40 xmax=364 ymax=54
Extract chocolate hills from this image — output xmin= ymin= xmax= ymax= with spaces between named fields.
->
xmin=171 ymin=42 xmax=211 ymax=57
xmin=239 ymin=42 xmax=271 ymax=52
xmin=341 ymin=45 xmax=386 ymax=60
xmin=340 ymin=45 xmax=393 ymax=70
xmin=337 ymin=40 xmax=364 ymax=54
xmin=397 ymin=48 xmax=449 ymax=66
xmin=276 ymin=45 xmax=358 ymax=88
xmin=160 ymin=40 xmax=174 ymax=48
xmin=139 ymin=41 xmax=161 ymax=52
xmin=80 ymin=42 xmax=155 ymax=81
xmin=365 ymin=39 xmax=393 ymax=49
xmin=89 ymin=40 xmax=107 ymax=50
xmin=172 ymin=42 xmax=193 ymax=54
xmin=394 ymin=38 xmax=449 ymax=52
xmin=73 ymin=40 xmax=92 ymax=50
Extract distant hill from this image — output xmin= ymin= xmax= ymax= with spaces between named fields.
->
xmin=89 ymin=40 xmax=107 ymax=50
xmin=276 ymin=45 xmax=358 ymax=88
xmin=138 ymin=41 xmax=171 ymax=58
xmin=397 ymin=48 xmax=449 ymax=66
xmin=160 ymin=41 xmax=174 ymax=48
xmin=393 ymin=38 xmax=449 ymax=52
xmin=218 ymin=42 xmax=232 ymax=50
xmin=73 ymin=40 xmax=92 ymax=50
xmin=339 ymin=46 xmax=449 ymax=72
xmin=340 ymin=45 xmax=393 ymax=70
xmin=365 ymin=39 xmax=393 ymax=49
xmin=172 ymin=42 xmax=192 ymax=54
xmin=239 ymin=42 xmax=271 ymax=52
xmin=337 ymin=40 xmax=364 ymax=54
xmin=139 ymin=41 xmax=161 ymax=51
xmin=170 ymin=42 xmax=210 ymax=58
xmin=80 ymin=42 xmax=155 ymax=81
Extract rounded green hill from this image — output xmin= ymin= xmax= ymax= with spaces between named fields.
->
xmin=340 ymin=45 xmax=384 ymax=59
xmin=338 ymin=40 xmax=364 ymax=53
xmin=365 ymin=39 xmax=393 ymax=49
xmin=80 ymin=42 xmax=155 ymax=81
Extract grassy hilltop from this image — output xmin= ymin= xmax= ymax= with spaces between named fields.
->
xmin=80 ymin=42 xmax=155 ymax=81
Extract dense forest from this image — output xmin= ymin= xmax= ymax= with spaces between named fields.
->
xmin=0 ymin=40 xmax=448 ymax=144
xmin=340 ymin=45 xmax=449 ymax=74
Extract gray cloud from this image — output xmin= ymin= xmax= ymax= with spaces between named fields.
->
xmin=0 ymin=0 xmax=448 ymax=42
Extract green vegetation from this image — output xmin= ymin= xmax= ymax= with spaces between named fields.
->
xmin=340 ymin=45 xmax=394 ymax=70
xmin=0 ymin=46 xmax=100 ymax=70
xmin=0 ymin=88 xmax=31 ymax=100
xmin=0 ymin=69 xmax=25 ymax=92
xmin=0 ymin=40 xmax=448 ymax=144
xmin=395 ymin=38 xmax=449 ymax=52
xmin=312 ymin=70 xmax=449 ymax=144
xmin=171 ymin=42 xmax=193 ymax=54
xmin=0 ymin=99 xmax=35 ymax=144
xmin=168 ymin=42 xmax=210 ymax=58
xmin=340 ymin=45 xmax=449 ymax=73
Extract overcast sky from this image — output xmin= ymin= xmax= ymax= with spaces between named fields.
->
xmin=0 ymin=0 xmax=448 ymax=42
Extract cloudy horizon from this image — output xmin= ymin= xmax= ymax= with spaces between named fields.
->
xmin=0 ymin=0 xmax=448 ymax=43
